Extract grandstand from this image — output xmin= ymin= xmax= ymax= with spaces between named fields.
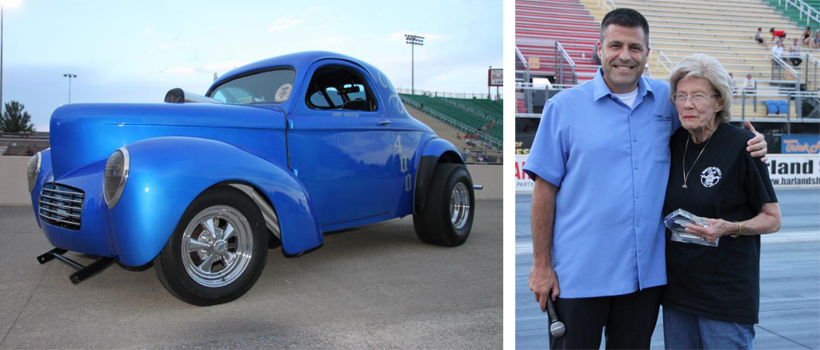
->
xmin=400 ymin=93 xmax=502 ymax=147
xmin=516 ymin=0 xmax=820 ymax=151
xmin=0 ymin=132 xmax=49 ymax=156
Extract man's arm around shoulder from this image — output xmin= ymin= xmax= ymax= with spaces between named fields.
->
xmin=529 ymin=176 xmax=561 ymax=312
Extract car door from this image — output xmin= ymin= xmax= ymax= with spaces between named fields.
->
xmin=287 ymin=60 xmax=398 ymax=229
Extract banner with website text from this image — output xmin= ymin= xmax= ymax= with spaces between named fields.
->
xmin=515 ymin=154 xmax=820 ymax=192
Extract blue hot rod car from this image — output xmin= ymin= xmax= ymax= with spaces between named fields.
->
xmin=26 ymin=51 xmax=476 ymax=305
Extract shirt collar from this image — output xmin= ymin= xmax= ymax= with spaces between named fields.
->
xmin=592 ymin=67 xmax=654 ymax=102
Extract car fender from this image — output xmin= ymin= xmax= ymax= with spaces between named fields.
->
xmin=109 ymin=136 xmax=322 ymax=266
xmin=413 ymin=137 xmax=466 ymax=213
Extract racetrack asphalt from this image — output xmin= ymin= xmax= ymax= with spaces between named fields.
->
xmin=516 ymin=189 xmax=820 ymax=350
xmin=0 ymin=200 xmax=502 ymax=349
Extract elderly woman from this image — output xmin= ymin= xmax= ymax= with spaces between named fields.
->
xmin=662 ymin=53 xmax=782 ymax=349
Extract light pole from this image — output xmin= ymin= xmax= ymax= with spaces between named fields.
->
xmin=405 ymin=34 xmax=424 ymax=94
xmin=1 ymin=0 xmax=22 ymax=115
xmin=1 ymin=4 xmax=5 ymax=115
xmin=63 ymin=74 xmax=77 ymax=103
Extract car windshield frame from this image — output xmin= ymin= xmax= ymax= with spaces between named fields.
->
xmin=208 ymin=67 xmax=296 ymax=105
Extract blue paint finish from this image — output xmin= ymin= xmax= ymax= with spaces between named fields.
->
xmin=420 ymin=137 xmax=464 ymax=163
xmin=33 ymin=51 xmax=467 ymax=268
xmin=39 ymin=159 xmax=115 ymax=257
xmin=109 ymin=137 xmax=322 ymax=266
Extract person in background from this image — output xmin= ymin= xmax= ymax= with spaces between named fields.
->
xmin=755 ymin=28 xmax=767 ymax=47
xmin=813 ymin=27 xmax=820 ymax=48
xmin=772 ymin=40 xmax=785 ymax=59
xmin=788 ymin=38 xmax=803 ymax=66
xmin=802 ymin=26 xmax=812 ymax=45
xmin=770 ymin=27 xmax=787 ymax=43
xmin=742 ymin=74 xmax=756 ymax=94
xmin=729 ymin=73 xmax=737 ymax=93
xmin=663 ymin=53 xmax=781 ymax=349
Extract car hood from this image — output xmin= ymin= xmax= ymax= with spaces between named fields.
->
xmin=49 ymin=103 xmax=286 ymax=179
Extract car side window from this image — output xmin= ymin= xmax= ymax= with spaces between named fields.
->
xmin=305 ymin=65 xmax=378 ymax=112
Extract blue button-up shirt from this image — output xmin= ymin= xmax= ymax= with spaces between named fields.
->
xmin=524 ymin=69 xmax=679 ymax=298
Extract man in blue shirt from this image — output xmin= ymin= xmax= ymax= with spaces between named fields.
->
xmin=524 ymin=9 xmax=768 ymax=349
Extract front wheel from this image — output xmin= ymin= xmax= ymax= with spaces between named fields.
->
xmin=413 ymin=163 xmax=475 ymax=247
xmin=154 ymin=186 xmax=268 ymax=306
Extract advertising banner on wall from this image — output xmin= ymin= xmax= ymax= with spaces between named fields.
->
xmin=781 ymin=134 xmax=820 ymax=154
xmin=515 ymin=155 xmax=534 ymax=192
xmin=766 ymin=154 xmax=820 ymax=187
xmin=515 ymin=154 xmax=820 ymax=192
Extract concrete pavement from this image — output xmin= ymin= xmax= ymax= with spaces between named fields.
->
xmin=0 ymin=200 xmax=502 ymax=349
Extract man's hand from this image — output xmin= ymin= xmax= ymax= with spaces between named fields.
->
xmin=743 ymin=120 xmax=768 ymax=162
xmin=685 ymin=218 xmax=734 ymax=243
xmin=529 ymin=264 xmax=560 ymax=313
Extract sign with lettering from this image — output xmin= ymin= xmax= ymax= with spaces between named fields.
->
xmin=516 ymin=155 xmax=534 ymax=192
xmin=765 ymin=154 xmax=820 ymax=188
xmin=781 ymin=134 xmax=820 ymax=154
xmin=515 ymin=153 xmax=820 ymax=191
xmin=488 ymin=69 xmax=503 ymax=87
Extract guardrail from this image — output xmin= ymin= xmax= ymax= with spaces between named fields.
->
xmin=554 ymin=42 xmax=577 ymax=85
xmin=399 ymin=95 xmax=501 ymax=149
xmin=515 ymin=81 xmax=819 ymax=131
xmin=598 ymin=0 xmax=616 ymax=12
xmin=396 ymin=88 xmax=502 ymax=100
xmin=657 ymin=50 xmax=674 ymax=74
xmin=804 ymin=54 xmax=820 ymax=91
xmin=779 ymin=0 xmax=820 ymax=27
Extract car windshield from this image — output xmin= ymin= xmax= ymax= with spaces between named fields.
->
xmin=210 ymin=69 xmax=296 ymax=105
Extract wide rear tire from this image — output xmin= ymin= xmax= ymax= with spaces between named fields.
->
xmin=413 ymin=163 xmax=475 ymax=246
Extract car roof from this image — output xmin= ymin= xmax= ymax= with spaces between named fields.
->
xmin=209 ymin=51 xmax=376 ymax=91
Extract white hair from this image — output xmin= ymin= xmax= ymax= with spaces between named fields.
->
xmin=669 ymin=53 xmax=733 ymax=124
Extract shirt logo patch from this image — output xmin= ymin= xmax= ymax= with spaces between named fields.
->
xmin=701 ymin=167 xmax=722 ymax=188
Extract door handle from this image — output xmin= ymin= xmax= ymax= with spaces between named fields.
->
xmin=378 ymin=120 xmax=391 ymax=126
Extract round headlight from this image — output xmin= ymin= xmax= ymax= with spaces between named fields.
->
xmin=26 ymin=152 xmax=41 ymax=192
xmin=104 ymin=147 xmax=130 ymax=209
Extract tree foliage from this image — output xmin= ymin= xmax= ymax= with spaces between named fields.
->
xmin=0 ymin=100 xmax=35 ymax=133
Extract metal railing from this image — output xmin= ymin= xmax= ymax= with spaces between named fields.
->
xmin=396 ymin=88 xmax=502 ymax=100
xmin=657 ymin=50 xmax=674 ymax=74
xmin=734 ymin=90 xmax=820 ymax=132
xmin=779 ymin=0 xmax=820 ymax=27
xmin=598 ymin=0 xmax=616 ymax=12
xmin=400 ymin=95 xmax=501 ymax=148
xmin=804 ymin=54 xmax=820 ymax=91
xmin=554 ymin=42 xmax=577 ymax=85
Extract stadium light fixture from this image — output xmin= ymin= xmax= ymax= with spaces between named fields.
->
xmin=63 ymin=74 xmax=77 ymax=103
xmin=405 ymin=34 xmax=424 ymax=94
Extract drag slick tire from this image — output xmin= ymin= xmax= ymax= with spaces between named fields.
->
xmin=154 ymin=186 xmax=268 ymax=306
xmin=413 ymin=163 xmax=475 ymax=247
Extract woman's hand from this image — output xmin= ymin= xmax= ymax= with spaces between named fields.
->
xmin=685 ymin=218 xmax=735 ymax=243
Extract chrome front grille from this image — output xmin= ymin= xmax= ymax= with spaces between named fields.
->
xmin=39 ymin=183 xmax=84 ymax=230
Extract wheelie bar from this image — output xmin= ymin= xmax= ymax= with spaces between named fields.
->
xmin=36 ymin=248 xmax=114 ymax=284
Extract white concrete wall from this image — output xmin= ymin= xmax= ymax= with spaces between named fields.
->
xmin=467 ymin=164 xmax=502 ymax=200
xmin=0 ymin=157 xmax=502 ymax=206
xmin=0 ymin=156 xmax=33 ymax=206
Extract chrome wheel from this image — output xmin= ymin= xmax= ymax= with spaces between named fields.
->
xmin=449 ymin=182 xmax=470 ymax=230
xmin=181 ymin=205 xmax=253 ymax=288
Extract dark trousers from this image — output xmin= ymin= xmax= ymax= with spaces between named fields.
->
xmin=549 ymin=287 xmax=662 ymax=350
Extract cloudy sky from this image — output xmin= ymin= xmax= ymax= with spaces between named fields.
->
xmin=2 ymin=0 xmax=501 ymax=131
